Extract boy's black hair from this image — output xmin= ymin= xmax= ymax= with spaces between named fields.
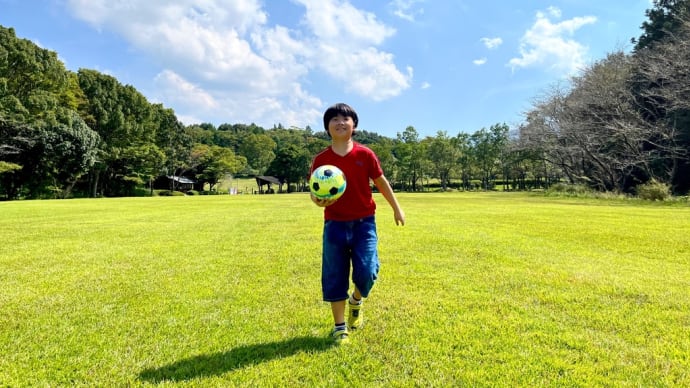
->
xmin=323 ymin=103 xmax=358 ymax=137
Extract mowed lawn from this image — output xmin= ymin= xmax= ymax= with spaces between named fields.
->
xmin=1 ymin=192 xmax=688 ymax=386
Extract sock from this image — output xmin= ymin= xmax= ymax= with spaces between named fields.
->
xmin=334 ymin=322 xmax=347 ymax=332
xmin=349 ymin=294 xmax=362 ymax=305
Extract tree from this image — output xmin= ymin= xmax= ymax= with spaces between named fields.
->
xmin=0 ymin=26 xmax=73 ymax=124
xmin=564 ymin=52 xmax=661 ymax=192
xmin=78 ymin=70 xmax=184 ymax=196
xmin=427 ymin=131 xmax=459 ymax=190
xmin=41 ymin=112 xmax=100 ymax=198
xmin=0 ymin=116 xmax=34 ymax=199
xmin=455 ymin=133 xmax=473 ymax=190
xmin=369 ymin=138 xmax=399 ymax=189
xmin=237 ymin=132 xmax=276 ymax=175
xmin=266 ymin=143 xmax=310 ymax=192
xmin=634 ymin=0 xmax=690 ymax=51
xmin=0 ymin=112 xmax=99 ymax=199
xmin=632 ymin=19 xmax=690 ymax=193
xmin=395 ymin=126 xmax=427 ymax=191
xmin=471 ymin=124 xmax=508 ymax=190
xmin=189 ymin=144 xmax=247 ymax=191
xmin=120 ymin=143 xmax=165 ymax=196
xmin=153 ymin=105 xmax=191 ymax=192
xmin=518 ymin=50 xmax=671 ymax=194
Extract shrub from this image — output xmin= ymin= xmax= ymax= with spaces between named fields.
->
xmin=636 ymin=180 xmax=670 ymax=201
xmin=133 ymin=187 xmax=152 ymax=197
xmin=157 ymin=190 xmax=185 ymax=196
xmin=546 ymin=183 xmax=593 ymax=196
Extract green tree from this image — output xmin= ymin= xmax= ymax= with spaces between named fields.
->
xmin=454 ymin=133 xmax=473 ymax=190
xmin=153 ymin=105 xmax=191 ymax=192
xmin=0 ymin=26 xmax=74 ymax=125
xmin=78 ymin=69 xmax=170 ymax=196
xmin=267 ymin=143 xmax=310 ymax=192
xmin=237 ymin=132 xmax=276 ymax=175
xmin=369 ymin=137 xmax=399 ymax=189
xmin=0 ymin=116 xmax=34 ymax=198
xmin=395 ymin=126 xmax=426 ymax=191
xmin=42 ymin=112 xmax=100 ymax=198
xmin=471 ymin=124 xmax=508 ymax=190
xmin=189 ymin=144 xmax=247 ymax=191
xmin=634 ymin=0 xmax=690 ymax=51
xmin=428 ymin=131 xmax=459 ymax=190
xmin=120 ymin=143 xmax=166 ymax=195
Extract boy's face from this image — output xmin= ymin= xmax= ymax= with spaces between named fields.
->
xmin=328 ymin=114 xmax=355 ymax=140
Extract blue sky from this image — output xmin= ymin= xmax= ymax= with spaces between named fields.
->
xmin=1 ymin=0 xmax=653 ymax=138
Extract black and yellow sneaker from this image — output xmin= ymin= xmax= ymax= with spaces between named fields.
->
xmin=347 ymin=301 xmax=364 ymax=330
xmin=331 ymin=325 xmax=350 ymax=345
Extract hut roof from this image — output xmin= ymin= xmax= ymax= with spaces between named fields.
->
xmin=256 ymin=176 xmax=281 ymax=185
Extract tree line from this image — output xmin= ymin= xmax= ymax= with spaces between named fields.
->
xmin=2 ymin=0 xmax=689 ymax=200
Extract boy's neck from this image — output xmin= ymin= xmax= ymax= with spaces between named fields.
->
xmin=331 ymin=138 xmax=354 ymax=156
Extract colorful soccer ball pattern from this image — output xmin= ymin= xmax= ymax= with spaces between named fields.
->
xmin=310 ymin=165 xmax=346 ymax=201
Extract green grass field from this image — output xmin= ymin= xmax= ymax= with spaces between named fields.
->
xmin=1 ymin=192 xmax=688 ymax=386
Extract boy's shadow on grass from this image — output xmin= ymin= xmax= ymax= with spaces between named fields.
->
xmin=138 ymin=336 xmax=333 ymax=383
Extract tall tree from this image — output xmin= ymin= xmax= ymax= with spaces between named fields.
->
xmin=78 ymin=69 xmax=166 ymax=196
xmin=369 ymin=138 xmax=399 ymax=189
xmin=454 ymin=133 xmax=474 ymax=190
xmin=153 ymin=104 xmax=190 ymax=192
xmin=237 ymin=132 xmax=276 ymax=175
xmin=188 ymin=144 xmax=246 ymax=191
xmin=634 ymin=0 xmax=690 ymax=51
xmin=632 ymin=14 xmax=690 ymax=193
xmin=428 ymin=131 xmax=459 ymax=190
xmin=395 ymin=126 xmax=426 ymax=191
xmin=0 ymin=116 xmax=33 ymax=199
xmin=41 ymin=112 xmax=100 ymax=198
xmin=266 ymin=143 xmax=310 ymax=192
xmin=471 ymin=124 xmax=508 ymax=190
xmin=0 ymin=26 xmax=74 ymax=125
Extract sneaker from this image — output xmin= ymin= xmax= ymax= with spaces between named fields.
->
xmin=331 ymin=326 xmax=349 ymax=344
xmin=347 ymin=301 xmax=364 ymax=330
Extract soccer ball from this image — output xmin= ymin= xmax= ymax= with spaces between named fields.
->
xmin=310 ymin=164 xmax=347 ymax=201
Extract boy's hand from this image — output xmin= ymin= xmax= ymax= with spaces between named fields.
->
xmin=310 ymin=193 xmax=337 ymax=207
xmin=394 ymin=209 xmax=405 ymax=226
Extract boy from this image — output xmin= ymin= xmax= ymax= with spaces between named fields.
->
xmin=310 ymin=103 xmax=405 ymax=344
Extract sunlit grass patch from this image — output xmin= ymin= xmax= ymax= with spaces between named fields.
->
xmin=1 ymin=193 xmax=688 ymax=386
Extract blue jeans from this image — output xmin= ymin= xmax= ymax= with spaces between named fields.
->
xmin=321 ymin=216 xmax=379 ymax=302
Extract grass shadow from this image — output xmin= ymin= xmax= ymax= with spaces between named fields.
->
xmin=138 ymin=336 xmax=333 ymax=383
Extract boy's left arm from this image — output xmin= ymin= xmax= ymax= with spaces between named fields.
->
xmin=373 ymin=175 xmax=405 ymax=226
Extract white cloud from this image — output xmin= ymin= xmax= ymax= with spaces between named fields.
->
xmin=473 ymin=58 xmax=487 ymax=66
xmin=546 ymin=6 xmax=562 ymax=19
xmin=295 ymin=0 xmax=412 ymax=100
xmin=154 ymin=70 xmax=219 ymax=112
xmin=480 ymin=37 xmax=503 ymax=49
xmin=389 ymin=0 xmax=425 ymax=22
xmin=317 ymin=45 xmax=412 ymax=101
xmin=420 ymin=82 xmax=431 ymax=89
xmin=508 ymin=7 xmax=596 ymax=75
xmin=64 ymin=0 xmax=410 ymax=127
xmin=296 ymin=0 xmax=395 ymax=46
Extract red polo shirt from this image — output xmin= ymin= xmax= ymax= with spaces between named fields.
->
xmin=310 ymin=142 xmax=383 ymax=221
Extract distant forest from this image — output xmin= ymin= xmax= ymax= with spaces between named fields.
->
xmin=2 ymin=0 xmax=690 ymax=200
